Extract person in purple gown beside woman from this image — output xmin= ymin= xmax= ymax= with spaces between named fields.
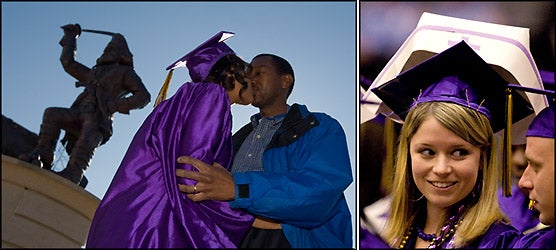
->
xmin=511 ymin=88 xmax=554 ymax=248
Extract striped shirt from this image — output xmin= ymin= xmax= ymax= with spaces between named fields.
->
xmin=231 ymin=110 xmax=288 ymax=173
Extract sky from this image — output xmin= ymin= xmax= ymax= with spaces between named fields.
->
xmin=1 ymin=1 xmax=357 ymax=244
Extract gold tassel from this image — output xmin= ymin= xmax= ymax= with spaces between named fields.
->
xmin=381 ymin=118 xmax=395 ymax=195
xmin=154 ymin=69 xmax=174 ymax=107
xmin=502 ymin=87 xmax=513 ymax=197
xmin=528 ymin=199 xmax=536 ymax=210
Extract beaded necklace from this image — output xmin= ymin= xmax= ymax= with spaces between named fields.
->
xmin=416 ymin=226 xmax=436 ymax=241
xmin=398 ymin=204 xmax=465 ymax=249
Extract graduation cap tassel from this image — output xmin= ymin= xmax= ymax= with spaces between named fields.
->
xmin=381 ymin=118 xmax=395 ymax=194
xmin=154 ymin=69 xmax=174 ymax=108
xmin=502 ymin=87 xmax=513 ymax=197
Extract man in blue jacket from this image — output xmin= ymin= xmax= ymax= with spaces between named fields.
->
xmin=176 ymin=53 xmax=353 ymax=248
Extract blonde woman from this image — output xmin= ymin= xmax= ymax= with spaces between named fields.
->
xmin=362 ymin=41 xmax=528 ymax=248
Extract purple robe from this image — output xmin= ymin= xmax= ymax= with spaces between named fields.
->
xmin=360 ymin=225 xmax=390 ymax=249
xmin=359 ymin=222 xmax=519 ymax=249
xmin=464 ymin=222 xmax=520 ymax=249
xmin=498 ymin=184 xmax=540 ymax=232
xmin=86 ymin=82 xmax=254 ymax=248
xmin=512 ymin=227 xmax=555 ymax=248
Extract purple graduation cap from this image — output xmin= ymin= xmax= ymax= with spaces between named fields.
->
xmin=371 ymin=41 xmax=533 ymax=133
xmin=154 ymin=31 xmax=236 ymax=107
xmin=507 ymin=83 xmax=555 ymax=139
xmin=166 ymin=31 xmax=236 ymax=82
xmin=527 ymin=105 xmax=554 ymax=139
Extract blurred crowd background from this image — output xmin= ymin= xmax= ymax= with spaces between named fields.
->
xmin=360 ymin=1 xmax=554 ymax=85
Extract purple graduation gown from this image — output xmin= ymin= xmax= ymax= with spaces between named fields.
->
xmin=359 ymin=222 xmax=519 ymax=249
xmin=512 ymin=227 xmax=555 ymax=248
xmin=360 ymin=225 xmax=390 ymax=249
xmin=86 ymin=82 xmax=254 ymax=248
xmin=498 ymin=184 xmax=539 ymax=232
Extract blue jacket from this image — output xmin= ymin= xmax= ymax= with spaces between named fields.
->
xmin=230 ymin=103 xmax=353 ymax=248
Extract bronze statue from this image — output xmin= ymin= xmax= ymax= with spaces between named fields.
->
xmin=19 ymin=24 xmax=151 ymax=188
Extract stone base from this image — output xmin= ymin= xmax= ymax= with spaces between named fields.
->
xmin=1 ymin=155 xmax=100 ymax=248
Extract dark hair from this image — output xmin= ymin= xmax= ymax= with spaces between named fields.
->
xmin=205 ymin=54 xmax=251 ymax=99
xmin=253 ymin=53 xmax=295 ymax=97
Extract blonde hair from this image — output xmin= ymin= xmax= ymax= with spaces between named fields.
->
xmin=383 ymin=102 xmax=508 ymax=248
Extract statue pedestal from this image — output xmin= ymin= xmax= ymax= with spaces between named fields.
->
xmin=1 ymin=155 xmax=100 ymax=248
